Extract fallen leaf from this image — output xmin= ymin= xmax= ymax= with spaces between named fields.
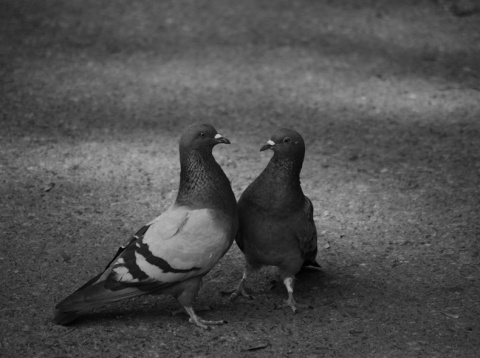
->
xmin=240 ymin=340 xmax=270 ymax=351
xmin=441 ymin=312 xmax=459 ymax=319
xmin=43 ymin=182 xmax=55 ymax=192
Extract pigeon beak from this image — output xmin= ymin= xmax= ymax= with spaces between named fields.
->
xmin=214 ymin=133 xmax=231 ymax=145
xmin=260 ymin=140 xmax=275 ymax=151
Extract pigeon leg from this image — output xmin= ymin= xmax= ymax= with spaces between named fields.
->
xmin=229 ymin=266 xmax=254 ymax=301
xmin=172 ymin=305 xmax=212 ymax=316
xmin=269 ymin=271 xmax=285 ymax=290
xmin=281 ymin=277 xmax=299 ymax=313
xmin=175 ymin=277 xmax=224 ymax=328
xmin=183 ymin=306 xmax=226 ymax=330
xmin=269 ymin=279 xmax=278 ymax=290
xmin=277 ymin=276 xmax=312 ymax=313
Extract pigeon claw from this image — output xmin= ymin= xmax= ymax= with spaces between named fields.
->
xmin=184 ymin=306 xmax=226 ymax=330
xmin=220 ymin=289 xmax=253 ymax=301
xmin=223 ymin=279 xmax=254 ymax=301
xmin=282 ymin=298 xmax=298 ymax=314
xmin=277 ymin=294 xmax=311 ymax=314
xmin=188 ymin=317 xmax=226 ymax=330
xmin=229 ymin=287 xmax=254 ymax=301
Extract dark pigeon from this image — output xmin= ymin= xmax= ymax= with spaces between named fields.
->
xmin=230 ymin=128 xmax=320 ymax=313
xmin=54 ymin=123 xmax=238 ymax=329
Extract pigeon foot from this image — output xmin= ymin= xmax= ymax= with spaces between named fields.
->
xmin=188 ymin=317 xmax=226 ymax=330
xmin=229 ymin=286 xmax=254 ymax=301
xmin=222 ymin=278 xmax=254 ymax=301
xmin=184 ymin=306 xmax=226 ymax=330
xmin=277 ymin=298 xmax=312 ymax=313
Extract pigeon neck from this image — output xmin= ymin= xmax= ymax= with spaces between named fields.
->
xmin=250 ymin=155 xmax=305 ymax=211
xmin=257 ymin=155 xmax=304 ymax=197
xmin=267 ymin=154 xmax=303 ymax=183
xmin=176 ymin=149 xmax=235 ymax=212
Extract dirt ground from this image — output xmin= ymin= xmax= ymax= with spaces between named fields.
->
xmin=1 ymin=0 xmax=479 ymax=357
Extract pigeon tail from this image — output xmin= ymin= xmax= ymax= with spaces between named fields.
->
xmin=301 ymin=259 xmax=322 ymax=270
xmin=53 ymin=310 xmax=81 ymax=325
xmin=53 ymin=274 xmax=167 ymax=325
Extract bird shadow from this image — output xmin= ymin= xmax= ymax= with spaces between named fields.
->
xmin=54 ymin=299 xmax=200 ymax=328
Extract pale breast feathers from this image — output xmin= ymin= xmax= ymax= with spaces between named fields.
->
xmin=111 ymin=206 xmax=233 ymax=285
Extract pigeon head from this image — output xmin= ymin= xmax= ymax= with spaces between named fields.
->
xmin=176 ymin=123 xmax=236 ymax=212
xmin=179 ymin=123 xmax=230 ymax=154
xmin=260 ymin=128 xmax=305 ymax=159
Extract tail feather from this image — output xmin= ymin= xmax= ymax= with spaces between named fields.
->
xmin=53 ymin=276 xmax=167 ymax=325
xmin=53 ymin=310 xmax=82 ymax=326
xmin=301 ymin=259 xmax=322 ymax=271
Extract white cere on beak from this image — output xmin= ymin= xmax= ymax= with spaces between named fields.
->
xmin=267 ymin=140 xmax=275 ymax=146
xmin=214 ymin=134 xmax=223 ymax=139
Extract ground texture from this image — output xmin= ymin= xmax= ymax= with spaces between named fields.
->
xmin=1 ymin=0 xmax=480 ymax=357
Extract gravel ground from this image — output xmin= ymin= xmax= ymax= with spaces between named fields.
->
xmin=1 ymin=1 xmax=479 ymax=357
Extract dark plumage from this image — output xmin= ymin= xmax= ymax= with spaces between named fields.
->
xmin=230 ymin=128 xmax=320 ymax=312
xmin=54 ymin=123 xmax=238 ymax=329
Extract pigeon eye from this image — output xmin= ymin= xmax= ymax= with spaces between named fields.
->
xmin=283 ymin=137 xmax=291 ymax=144
xmin=200 ymin=132 xmax=206 ymax=138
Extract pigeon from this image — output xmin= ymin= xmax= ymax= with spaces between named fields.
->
xmin=230 ymin=128 xmax=320 ymax=313
xmin=54 ymin=123 xmax=238 ymax=329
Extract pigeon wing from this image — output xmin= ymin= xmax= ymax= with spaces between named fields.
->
xmin=298 ymin=196 xmax=320 ymax=267
xmin=111 ymin=205 xmax=234 ymax=286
